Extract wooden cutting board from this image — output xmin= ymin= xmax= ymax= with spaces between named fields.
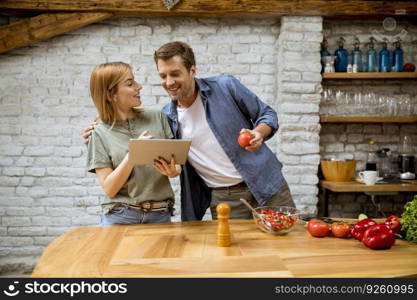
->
xmin=31 ymin=220 xmax=417 ymax=278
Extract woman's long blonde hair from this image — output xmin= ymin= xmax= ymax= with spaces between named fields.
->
xmin=90 ymin=62 xmax=141 ymax=128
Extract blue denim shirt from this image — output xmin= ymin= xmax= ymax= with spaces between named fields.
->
xmin=162 ymin=75 xmax=286 ymax=221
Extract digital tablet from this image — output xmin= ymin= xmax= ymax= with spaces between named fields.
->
xmin=129 ymin=139 xmax=192 ymax=165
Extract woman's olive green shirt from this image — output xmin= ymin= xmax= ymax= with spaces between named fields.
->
xmin=86 ymin=110 xmax=175 ymax=214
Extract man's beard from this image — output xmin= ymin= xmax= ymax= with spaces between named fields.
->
xmin=171 ymin=87 xmax=188 ymax=103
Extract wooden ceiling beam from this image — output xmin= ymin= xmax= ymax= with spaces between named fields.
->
xmin=0 ymin=12 xmax=112 ymax=54
xmin=0 ymin=0 xmax=417 ymax=17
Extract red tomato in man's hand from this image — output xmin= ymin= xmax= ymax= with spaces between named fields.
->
xmin=307 ymin=219 xmax=329 ymax=237
xmin=238 ymin=132 xmax=252 ymax=148
xmin=331 ymin=221 xmax=351 ymax=238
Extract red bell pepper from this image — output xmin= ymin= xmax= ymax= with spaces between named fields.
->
xmin=351 ymin=218 xmax=377 ymax=241
xmin=385 ymin=215 xmax=401 ymax=234
xmin=362 ymin=223 xmax=396 ymax=250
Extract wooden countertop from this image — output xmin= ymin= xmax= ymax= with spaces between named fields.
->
xmin=31 ymin=220 xmax=417 ymax=278
xmin=321 ymin=180 xmax=417 ymax=193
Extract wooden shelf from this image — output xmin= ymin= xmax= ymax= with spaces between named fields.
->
xmin=320 ymin=116 xmax=417 ymax=123
xmin=322 ymin=72 xmax=417 ymax=80
xmin=320 ymin=180 xmax=417 ymax=193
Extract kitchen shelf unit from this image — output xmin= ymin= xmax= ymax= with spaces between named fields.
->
xmin=319 ymin=70 xmax=417 ymax=217
xmin=320 ymin=180 xmax=417 ymax=217
xmin=320 ymin=72 xmax=417 ymax=123
xmin=322 ymin=72 xmax=417 ymax=80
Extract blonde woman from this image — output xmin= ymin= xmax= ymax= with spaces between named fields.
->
xmin=87 ymin=62 xmax=180 ymax=225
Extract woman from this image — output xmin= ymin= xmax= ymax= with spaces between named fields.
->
xmin=86 ymin=62 xmax=180 ymax=225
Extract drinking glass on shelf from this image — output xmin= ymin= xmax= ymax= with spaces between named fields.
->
xmin=335 ymin=89 xmax=343 ymax=105
xmin=395 ymin=95 xmax=402 ymax=117
xmin=400 ymin=95 xmax=412 ymax=117
xmin=341 ymin=92 xmax=355 ymax=116
xmin=377 ymin=95 xmax=388 ymax=116
xmin=353 ymin=91 xmax=363 ymax=116
xmin=322 ymin=87 xmax=335 ymax=105
xmin=338 ymin=91 xmax=352 ymax=116
xmin=334 ymin=89 xmax=345 ymax=115
xmin=321 ymin=87 xmax=335 ymax=116
xmin=364 ymin=91 xmax=377 ymax=115
xmin=345 ymin=92 xmax=355 ymax=116
xmin=387 ymin=97 xmax=397 ymax=116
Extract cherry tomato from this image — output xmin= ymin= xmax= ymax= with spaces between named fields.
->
xmin=331 ymin=221 xmax=351 ymax=238
xmin=238 ymin=132 xmax=252 ymax=148
xmin=307 ymin=219 xmax=329 ymax=237
xmin=385 ymin=215 xmax=401 ymax=234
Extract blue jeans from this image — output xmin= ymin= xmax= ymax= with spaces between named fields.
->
xmin=100 ymin=206 xmax=171 ymax=226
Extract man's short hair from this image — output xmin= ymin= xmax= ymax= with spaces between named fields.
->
xmin=154 ymin=41 xmax=196 ymax=71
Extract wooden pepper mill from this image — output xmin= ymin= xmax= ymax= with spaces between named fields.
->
xmin=216 ymin=203 xmax=231 ymax=247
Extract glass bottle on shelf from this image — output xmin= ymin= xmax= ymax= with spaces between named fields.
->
xmin=323 ymin=56 xmax=336 ymax=73
xmin=377 ymin=148 xmax=392 ymax=179
xmin=392 ymin=37 xmax=404 ymax=72
xmin=366 ymin=152 xmax=379 ymax=171
xmin=398 ymin=135 xmax=416 ymax=180
xmin=366 ymin=140 xmax=378 ymax=172
xmin=366 ymin=37 xmax=378 ymax=72
xmin=320 ymin=38 xmax=330 ymax=74
xmin=334 ymin=37 xmax=348 ymax=72
xmin=379 ymin=38 xmax=391 ymax=72
xmin=351 ymin=36 xmax=362 ymax=72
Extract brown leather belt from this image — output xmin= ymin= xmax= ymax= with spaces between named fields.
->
xmin=211 ymin=181 xmax=247 ymax=190
xmin=123 ymin=199 xmax=173 ymax=213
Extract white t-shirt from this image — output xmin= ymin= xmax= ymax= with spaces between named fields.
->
xmin=177 ymin=93 xmax=242 ymax=188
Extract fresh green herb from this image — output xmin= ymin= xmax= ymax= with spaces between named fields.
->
xmin=401 ymin=195 xmax=417 ymax=243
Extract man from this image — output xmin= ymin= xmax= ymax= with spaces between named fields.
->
xmin=84 ymin=41 xmax=294 ymax=221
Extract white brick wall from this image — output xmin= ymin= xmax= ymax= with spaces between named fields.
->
xmin=277 ymin=16 xmax=323 ymax=217
xmin=0 ymin=17 xmax=283 ymax=274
